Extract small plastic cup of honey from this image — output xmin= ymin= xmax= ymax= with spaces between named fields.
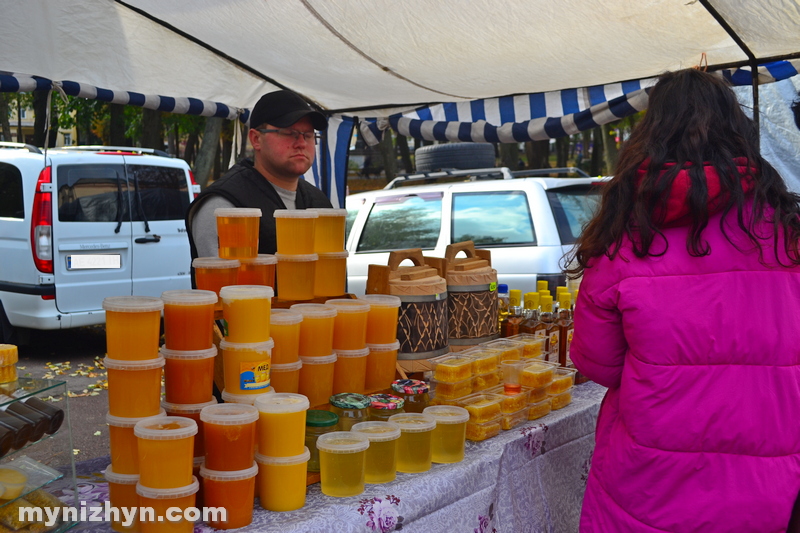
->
xmin=314 ymin=251 xmax=349 ymax=297
xmin=200 ymin=463 xmax=258 ymax=529
xmin=274 ymin=209 xmax=318 ymax=255
xmin=255 ymin=393 xmax=309 ymax=458
xmin=220 ymin=285 xmax=273 ymax=343
xmin=325 ymin=299 xmax=370 ymax=351
xmin=275 ymin=253 xmax=318 ymax=301
xmin=364 ymin=341 xmax=400 ymax=392
xmin=269 ymin=361 xmax=303 ymax=394
xmin=104 ymin=466 xmax=140 ymax=533
xmin=200 ymin=403 xmax=259 ymax=471
xmin=192 ymin=257 xmax=241 ymax=308
xmin=104 ymin=357 xmax=165 ymax=418
xmin=316 ymin=431 xmax=370 ymax=497
xmin=106 ymin=410 xmax=166 ymax=475
xmin=290 ymin=303 xmax=337 ymax=357
xmin=332 ymin=348 xmax=369 ymax=395
xmin=350 ymin=421 xmax=401 ymax=484
xmin=255 ymin=448 xmax=310 ymax=512
xmin=270 ymin=310 xmax=303 ymax=365
xmin=215 ymin=207 xmax=261 ymax=259
xmin=220 ymin=388 xmax=275 ymax=405
xmin=238 ymin=254 xmax=277 ymax=288
xmin=161 ymin=346 xmax=217 ymax=404
xmin=360 ymin=295 xmax=402 ymax=345
xmin=160 ymin=290 xmax=217 ymax=351
xmin=161 ymin=399 xmax=218 ymax=458
xmin=136 ymin=477 xmax=198 ymax=533
xmin=308 ymin=208 xmax=347 ymax=253
xmin=298 ymin=354 xmax=337 ymax=408
xmin=219 ymin=338 xmax=274 ymax=395
xmin=103 ymin=296 xmax=164 ymax=361
xmin=134 ymin=416 xmax=197 ymax=489
xmin=388 ymin=412 xmax=437 ymax=473
xmin=423 ymin=405 xmax=469 ymax=464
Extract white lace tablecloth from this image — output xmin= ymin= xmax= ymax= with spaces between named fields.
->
xmin=69 ymin=382 xmax=606 ymax=533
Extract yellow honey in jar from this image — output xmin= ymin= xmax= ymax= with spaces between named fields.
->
xmin=270 ymin=310 xmax=303 ymax=365
xmin=423 ymin=406 xmax=469 ymax=464
xmin=220 ymin=285 xmax=273 ymax=344
xmin=275 ymin=254 xmax=318 ymax=301
xmin=291 ymin=304 xmax=337 ymax=357
xmin=309 ymin=208 xmax=347 ymax=253
xmin=316 ymin=432 xmax=370 ymax=497
xmin=360 ymin=295 xmax=402 ymax=345
xmin=314 ymin=252 xmax=349 ymax=298
xmin=255 ymin=393 xmax=309 ymax=457
xmin=274 ymin=209 xmax=317 ymax=255
xmin=389 ymin=413 xmax=436 ymax=473
xmin=325 ymin=299 xmax=370 ymax=351
xmin=350 ymin=421 xmax=401 ymax=484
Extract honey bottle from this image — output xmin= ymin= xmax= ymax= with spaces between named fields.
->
xmin=520 ymin=292 xmax=540 ymax=335
xmin=509 ymin=289 xmax=522 ymax=308
xmin=537 ymin=295 xmax=555 ymax=361
xmin=502 ymin=306 xmax=525 ymax=337
xmin=557 ymin=293 xmax=574 ymax=368
xmin=543 ymin=297 xmax=561 ymax=364
xmin=536 ymin=280 xmax=549 ymax=293
xmin=497 ymin=284 xmax=510 ymax=332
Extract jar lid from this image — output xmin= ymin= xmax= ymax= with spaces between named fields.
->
xmin=137 ymin=477 xmax=199 ymax=500
xmin=219 ymin=285 xmax=274 ymax=300
xmin=104 ymin=465 xmax=139 ymax=485
xmin=191 ymin=257 xmax=241 ymax=269
xmin=318 ymin=251 xmax=350 ymax=260
xmin=255 ymin=447 xmax=310 ymax=466
xmin=102 ymin=296 xmax=163 ymax=313
xmin=274 ymin=253 xmax=318 ymax=262
xmin=270 ymin=309 xmax=303 ymax=325
xmin=218 ymin=338 xmax=274 ymax=352
xmin=133 ymin=416 xmax=198 ymax=440
xmin=315 ymin=431 xmax=370 ymax=454
xmin=423 ymin=405 xmax=470 ymax=424
xmin=160 ymin=289 xmax=217 ymax=306
xmin=239 ymin=254 xmax=277 ymax=265
xmin=200 ymin=403 xmax=259 ymax=425
xmin=307 ymin=208 xmax=347 ymax=217
xmin=299 ymin=354 xmax=337 ymax=365
xmin=323 ymin=299 xmax=370 ymax=313
xmin=220 ymin=388 xmax=275 ymax=405
xmin=366 ymin=341 xmax=401 ymax=352
xmin=271 ymin=361 xmax=303 ymax=372
xmin=160 ymin=346 xmax=217 ymax=360
xmin=350 ymin=421 xmax=401 ymax=442
xmin=391 ymin=379 xmax=429 ymax=395
xmin=359 ymin=294 xmax=402 ymax=308
xmin=306 ymin=409 xmax=339 ymax=427
xmin=289 ymin=303 xmax=337 ymax=318
xmin=329 ymin=393 xmax=370 ymax=410
xmin=333 ymin=348 xmax=370 ymax=359
xmin=273 ymin=209 xmax=318 ymax=219
xmin=368 ymin=393 xmax=405 ymax=410
xmin=200 ymin=462 xmax=258 ymax=482
xmin=214 ymin=207 xmax=261 ymax=217
xmin=104 ymin=357 xmax=165 ymax=371
xmin=255 ymin=393 xmax=310 ymax=413
xmin=387 ymin=413 xmax=437 ymax=433
xmin=106 ymin=409 xmax=166 ymax=428
xmin=161 ymin=399 xmax=218 ymax=415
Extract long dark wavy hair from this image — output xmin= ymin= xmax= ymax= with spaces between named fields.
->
xmin=567 ymin=68 xmax=800 ymax=277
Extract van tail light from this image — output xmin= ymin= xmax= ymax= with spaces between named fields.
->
xmin=189 ymin=171 xmax=200 ymax=199
xmin=31 ymin=166 xmax=54 ymax=274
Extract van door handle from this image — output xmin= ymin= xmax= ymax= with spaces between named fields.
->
xmin=135 ymin=235 xmax=161 ymax=244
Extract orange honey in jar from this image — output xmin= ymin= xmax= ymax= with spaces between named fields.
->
xmin=137 ymin=478 xmax=198 ymax=533
xmin=104 ymin=466 xmax=140 ymax=533
xmin=314 ymin=251 xmax=349 ymax=298
xmin=103 ymin=296 xmax=164 ymax=361
xmin=238 ymin=254 xmax=277 ymax=289
xmin=360 ymin=295 xmax=402 ymax=345
xmin=134 ymin=416 xmax=197 ymax=489
xmin=290 ymin=303 xmax=337 ymax=357
xmin=309 ymin=208 xmax=347 ymax=253
xmin=105 ymin=357 xmax=165 ymax=418
xmin=298 ymin=354 xmax=337 ymax=408
xmin=364 ymin=341 xmax=400 ymax=392
xmin=269 ymin=360 xmax=302 ymax=393
xmin=162 ymin=399 xmax=218 ymax=458
xmin=107 ymin=410 xmax=165 ymax=475
xmin=255 ymin=393 xmax=309 ymax=457
xmin=325 ymin=299 xmax=370 ymax=351
xmin=274 ymin=209 xmax=317 ymax=255
xmin=161 ymin=290 xmax=217 ymax=351
xmin=270 ymin=310 xmax=303 ymax=365
xmin=192 ymin=257 xmax=241 ymax=309
xmin=220 ymin=285 xmax=273 ymax=343
xmin=332 ymin=348 xmax=369 ymax=395
xmin=200 ymin=464 xmax=258 ymax=529
xmin=200 ymin=403 xmax=258 ymax=471
xmin=219 ymin=339 xmax=274 ymax=395
xmin=215 ymin=207 xmax=261 ymax=259
xmin=161 ymin=346 xmax=217 ymax=405
xmin=275 ymin=253 xmax=318 ymax=301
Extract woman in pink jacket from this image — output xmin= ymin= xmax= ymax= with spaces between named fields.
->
xmin=569 ymin=69 xmax=800 ymax=532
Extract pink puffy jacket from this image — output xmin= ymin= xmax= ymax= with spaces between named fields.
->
xmin=572 ymin=205 xmax=800 ymax=532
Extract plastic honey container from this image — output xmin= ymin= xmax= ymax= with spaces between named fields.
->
xmin=486 ymin=385 xmax=529 ymax=414
xmin=351 ymin=421 xmax=401 ymax=484
xmin=0 ymin=466 xmax=26 ymax=499
xmin=484 ymin=339 xmax=525 ymax=362
xmin=429 ymin=377 xmax=473 ymax=401
xmin=161 ymin=346 xmax=217 ymax=405
xmin=325 ymin=299 xmax=370 ymax=351
xmin=274 ymin=209 xmax=318 ymax=255
xmin=388 ymin=413 xmax=437 ymax=473
xmin=105 ymin=357 xmax=165 ymax=418
xmin=255 ymin=393 xmax=309 ymax=457
xmin=519 ymin=361 xmax=558 ymax=389
xmin=368 ymin=393 xmax=405 ymax=421
xmin=136 ymin=477 xmax=198 ymax=533
xmin=507 ymin=333 xmax=547 ymax=359
xmin=161 ymin=290 xmax=217 ymax=351
xmin=364 ymin=341 xmax=400 ymax=392
xmin=465 ymin=419 xmax=501 ymax=441
xmin=269 ymin=361 xmax=302 ymax=393
xmin=270 ymin=310 xmax=303 ymax=365
xmin=500 ymin=407 xmax=528 ymax=430
xmin=305 ymin=410 xmax=339 ymax=472
xmin=255 ymin=448 xmax=310 ymax=512
xmin=458 ymin=393 xmax=505 ymax=424
xmin=460 ymin=346 xmax=501 ymax=374
xmin=220 ymin=388 xmax=275 ymax=405
xmin=106 ymin=409 xmax=166 ymax=474
xmin=161 ymin=400 xmax=217 ymax=458
xmin=275 ymin=253 xmax=318 ymax=301
xmin=500 ymin=360 xmax=528 ymax=395
xmin=298 ymin=354 xmax=337 ymax=407
xmin=423 ymin=405 xmax=469 ymax=463
xmin=103 ymin=296 xmax=163 ymax=361
xmin=215 ymin=207 xmax=261 ymax=259
xmin=0 ymin=345 xmax=18 ymax=384
xmin=219 ymin=338 xmax=274 ymax=395
xmin=220 ymin=285 xmax=273 ymax=343
xmin=328 ymin=393 xmax=370 ymax=431
xmin=528 ymin=397 xmax=552 ymax=420
xmin=332 ymin=348 xmax=369 ymax=395
xmin=200 ymin=463 xmax=258 ymax=529
xmin=430 ymin=354 xmax=474 ymax=383
xmin=360 ymin=294 xmax=402 ymax=345
xmin=200 ymin=403 xmax=259 ymax=471
xmin=316 ymin=431 xmax=370 ymax=497
xmin=547 ymin=367 xmax=578 ymax=395
xmin=550 ymin=387 xmax=574 ymax=410
xmin=238 ymin=254 xmax=277 ymax=288
xmin=192 ymin=456 xmax=204 ymax=508
xmin=309 ymin=208 xmax=347 ymax=252
xmin=314 ymin=251 xmax=349 ymax=297
xmin=104 ymin=466 xmax=139 ymax=533
xmin=290 ymin=303 xmax=337 ymax=357
xmin=134 ymin=416 xmax=197 ymax=489
xmin=191 ymin=257 xmax=241 ymax=307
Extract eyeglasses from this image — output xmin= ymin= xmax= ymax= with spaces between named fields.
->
xmin=255 ymin=128 xmax=320 ymax=143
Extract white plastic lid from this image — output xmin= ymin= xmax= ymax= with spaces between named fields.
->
xmin=273 ymin=209 xmax=318 ymax=219
xmin=307 ymin=208 xmax=347 ymax=217
xmin=255 ymin=447 xmax=311 ymax=466
xmin=104 ymin=465 xmax=139 ymax=485
xmin=200 ymin=462 xmax=258 ymax=482
xmin=133 ymin=416 xmax=198 ymax=440
xmin=324 ymin=299 xmax=370 ymax=313
xmin=333 ymin=348 xmax=369 ymax=359
xmin=219 ymin=285 xmax=274 ymax=300
xmin=219 ymin=338 xmax=274 ymax=353
xmin=315 ymin=431 xmax=370 ymax=454
xmin=137 ymin=477 xmax=199 ymax=500
xmin=255 ymin=393 xmax=310 ymax=413
xmin=102 ymin=296 xmax=163 ymax=313
xmin=388 ymin=413 xmax=437 ymax=433
xmin=271 ymin=361 xmax=303 ymax=372
xmin=161 ymin=290 xmax=218 ymax=306
xmin=192 ymin=257 xmax=241 ymax=269
xmin=423 ymin=405 xmax=470 ymax=424
xmin=220 ymin=388 xmax=275 ymax=405
xmin=274 ymin=253 xmax=319 ymax=263
xmin=299 ymin=354 xmax=337 ymax=365
xmin=359 ymin=294 xmax=402 ymax=308
xmin=214 ymin=207 xmax=262 ymax=217
xmin=366 ymin=341 xmax=401 ymax=352
xmin=200 ymin=403 xmax=259 ymax=425
xmin=270 ymin=309 xmax=303 ymax=325
xmin=106 ymin=409 xmax=166 ymax=428
xmin=104 ymin=357 xmax=165 ymax=371
xmin=240 ymin=254 xmax=278 ymax=265
xmin=162 ymin=399 xmax=218 ymax=415
xmin=160 ymin=346 xmax=217 ymax=360
xmin=318 ymin=251 xmax=350 ymax=260
xmin=289 ymin=303 xmax=337 ymax=318
xmin=350 ymin=421 xmax=401 ymax=442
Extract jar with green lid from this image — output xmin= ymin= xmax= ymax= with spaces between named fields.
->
xmin=329 ymin=393 xmax=370 ymax=431
xmin=305 ymin=410 xmax=339 ymax=472
xmin=367 ymin=393 xmax=405 ymax=421
xmin=391 ymin=379 xmax=430 ymax=413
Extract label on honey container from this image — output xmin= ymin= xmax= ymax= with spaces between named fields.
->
xmin=240 ymin=360 xmax=271 ymax=390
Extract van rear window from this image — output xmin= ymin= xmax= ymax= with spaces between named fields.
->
xmin=546 ymin=184 xmax=603 ymax=244
xmin=357 ymin=193 xmax=442 ymax=252
xmin=0 ymin=163 xmax=24 ymax=219
xmin=128 ymin=165 xmax=189 ymax=222
xmin=57 ymin=165 xmax=127 ymax=222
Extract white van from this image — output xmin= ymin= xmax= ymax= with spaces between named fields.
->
xmin=0 ymin=144 xmax=199 ymax=342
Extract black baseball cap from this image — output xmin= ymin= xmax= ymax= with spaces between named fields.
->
xmin=248 ymin=90 xmax=327 ymax=131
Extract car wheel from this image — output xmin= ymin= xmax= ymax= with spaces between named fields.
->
xmin=414 ymin=143 xmax=496 ymax=172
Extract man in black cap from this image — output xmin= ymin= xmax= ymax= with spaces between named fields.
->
xmin=186 ymin=90 xmax=332 ymax=259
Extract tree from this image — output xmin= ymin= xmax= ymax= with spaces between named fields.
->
xmin=378 ymin=129 xmax=397 ymax=181
xmin=499 ymin=143 xmax=518 ymax=169
xmin=194 ymin=116 xmax=223 ymax=188
xmin=0 ymin=94 xmax=11 ymax=141
xmin=555 ymin=136 xmax=569 ymax=167
xmin=601 ymin=121 xmax=620 ymax=174
xmin=396 ymin=133 xmax=413 ymax=173
xmin=590 ymin=126 xmax=603 ymax=176
xmin=524 ymin=140 xmax=550 ymax=169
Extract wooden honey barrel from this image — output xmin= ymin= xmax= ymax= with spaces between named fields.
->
xmin=443 ymin=241 xmax=499 ymax=346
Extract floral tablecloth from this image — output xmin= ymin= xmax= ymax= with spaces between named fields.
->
xmin=70 ymin=382 xmax=606 ymax=533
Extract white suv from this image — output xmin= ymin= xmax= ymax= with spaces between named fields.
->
xmin=345 ymin=168 xmax=605 ymax=296
xmin=0 ymin=143 xmax=199 ymax=342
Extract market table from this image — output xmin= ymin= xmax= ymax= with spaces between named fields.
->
xmin=70 ymin=382 xmax=605 ymax=533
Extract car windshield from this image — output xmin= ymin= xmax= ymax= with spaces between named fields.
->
xmin=546 ymin=183 xmax=604 ymax=244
